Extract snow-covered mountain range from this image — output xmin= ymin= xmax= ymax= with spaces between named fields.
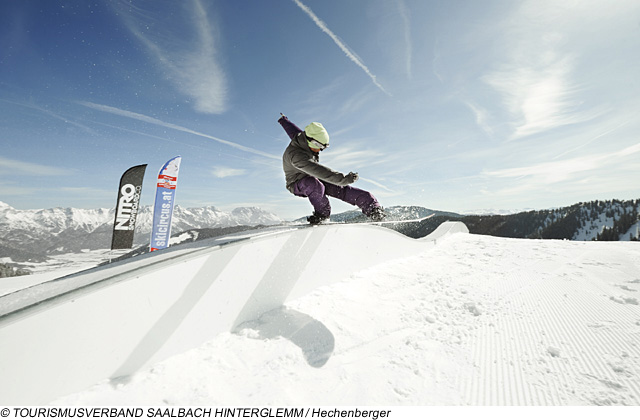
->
xmin=1 ymin=199 xmax=638 ymax=267
xmin=0 ymin=201 xmax=281 ymax=262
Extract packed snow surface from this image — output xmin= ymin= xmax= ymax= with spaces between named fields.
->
xmin=52 ymin=233 xmax=640 ymax=406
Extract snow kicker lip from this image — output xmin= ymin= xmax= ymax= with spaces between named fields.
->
xmin=0 ymin=220 xmax=466 ymax=321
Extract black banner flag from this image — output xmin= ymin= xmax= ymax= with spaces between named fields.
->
xmin=111 ymin=164 xmax=147 ymax=250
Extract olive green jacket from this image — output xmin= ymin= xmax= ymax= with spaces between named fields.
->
xmin=282 ymin=131 xmax=352 ymax=193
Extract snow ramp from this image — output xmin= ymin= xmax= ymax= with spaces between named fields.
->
xmin=0 ymin=221 xmax=468 ymax=405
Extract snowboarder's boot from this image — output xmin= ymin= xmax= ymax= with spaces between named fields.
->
xmin=368 ymin=207 xmax=386 ymax=222
xmin=307 ymin=212 xmax=329 ymax=225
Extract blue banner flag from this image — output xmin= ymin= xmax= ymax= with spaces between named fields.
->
xmin=149 ymin=156 xmax=182 ymax=252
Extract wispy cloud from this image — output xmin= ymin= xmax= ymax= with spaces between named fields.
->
xmin=2 ymin=184 xmax=38 ymax=197
xmin=431 ymin=39 xmax=444 ymax=83
xmin=292 ymin=0 xmax=390 ymax=96
xmin=473 ymin=1 xmax=622 ymax=140
xmin=323 ymin=144 xmax=385 ymax=170
xmin=78 ymin=101 xmax=279 ymax=160
xmin=462 ymin=100 xmax=493 ymax=137
xmin=60 ymin=187 xmax=108 ymax=194
xmin=484 ymin=56 xmax=598 ymax=139
xmin=211 ymin=166 xmax=246 ymax=178
xmin=113 ymin=0 xmax=227 ymax=114
xmin=483 ymin=142 xmax=640 ymax=190
xmin=323 ymin=144 xmax=394 ymax=192
xmin=0 ymin=156 xmax=75 ymax=176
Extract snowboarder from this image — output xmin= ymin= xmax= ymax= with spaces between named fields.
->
xmin=278 ymin=113 xmax=385 ymax=224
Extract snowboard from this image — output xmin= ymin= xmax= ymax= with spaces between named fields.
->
xmin=290 ymin=213 xmax=435 ymax=227
xmin=329 ymin=213 xmax=435 ymax=226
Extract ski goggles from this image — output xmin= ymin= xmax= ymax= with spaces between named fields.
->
xmin=308 ymin=137 xmax=329 ymax=151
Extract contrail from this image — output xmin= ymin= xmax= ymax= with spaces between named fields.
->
xmin=552 ymin=119 xmax=633 ymax=160
xmin=360 ymin=176 xmax=394 ymax=193
xmin=0 ymin=99 xmax=98 ymax=136
xmin=396 ymin=0 xmax=413 ymax=79
xmin=292 ymin=0 xmax=390 ymax=96
xmin=78 ymin=101 xmax=279 ymax=160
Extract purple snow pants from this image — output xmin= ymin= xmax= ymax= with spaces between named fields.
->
xmin=292 ymin=176 xmax=380 ymax=218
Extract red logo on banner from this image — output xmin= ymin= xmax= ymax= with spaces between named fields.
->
xmin=157 ymin=174 xmax=177 ymax=189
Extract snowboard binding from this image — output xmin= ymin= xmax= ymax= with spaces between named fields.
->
xmin=307 ymin=212 xmax=329 ymax=225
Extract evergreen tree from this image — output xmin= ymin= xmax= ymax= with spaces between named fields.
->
xmin=0 ymin=263 xmax=30 ymax=278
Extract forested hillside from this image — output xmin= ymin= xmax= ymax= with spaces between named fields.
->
xmin=397 ymin=199 xmax=640 ymax=241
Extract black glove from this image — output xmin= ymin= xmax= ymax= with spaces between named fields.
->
xmin=345 ymin=172 xmax=359 ymax=184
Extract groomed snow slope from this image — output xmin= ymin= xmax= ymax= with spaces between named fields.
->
xmin=58 ymin=233 xmax=640 ymax=406
xmin=0 ymin=222 xmax=467 ymax=405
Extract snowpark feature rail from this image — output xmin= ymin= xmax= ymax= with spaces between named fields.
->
xmin=0 ymin=221 xmax=468 ymax=405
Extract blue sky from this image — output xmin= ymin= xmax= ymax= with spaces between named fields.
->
xmin=1 ymin=0 xmax=639 ymax=219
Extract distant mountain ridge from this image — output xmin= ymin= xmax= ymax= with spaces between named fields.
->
xmin=0 ymin=201 xmax=282 ymax=263
xmin=395 ymin=199 xmax=640 ymax=242
xmin=1 ymin=199 xmax=638 ymax=268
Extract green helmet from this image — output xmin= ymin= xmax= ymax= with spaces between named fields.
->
xmin=304 ymin=122 xmax=330 ymax=149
